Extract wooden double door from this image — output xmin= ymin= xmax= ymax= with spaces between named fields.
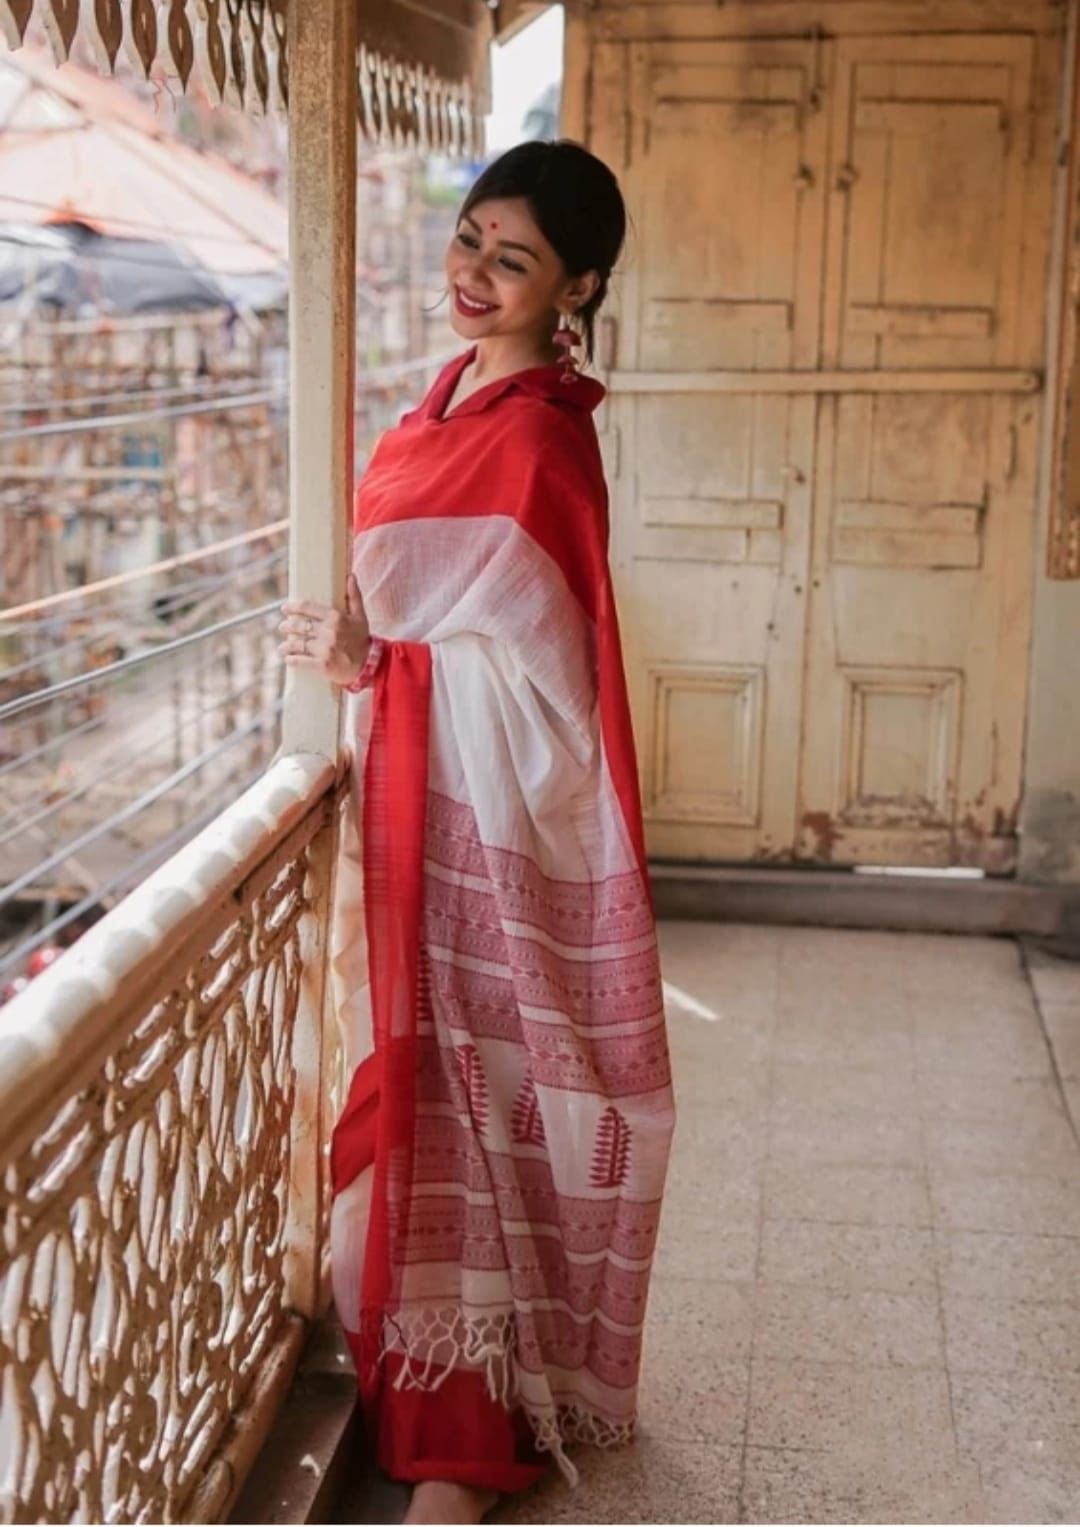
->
xmin=590 ymin=26 xmax=1061 ymax=868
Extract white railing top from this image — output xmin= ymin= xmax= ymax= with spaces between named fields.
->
xmin=0 ymin=750 xmax=337 ymax=1175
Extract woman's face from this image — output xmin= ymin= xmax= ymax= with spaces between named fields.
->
xmin=444 ymin=195 xmax=597 ymax=347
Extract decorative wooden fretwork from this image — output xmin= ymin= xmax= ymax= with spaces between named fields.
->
xmin=0 ymin=0 xmax=491 ymax=153
xmin=0 ymin=757 xmax=347 ymax=1524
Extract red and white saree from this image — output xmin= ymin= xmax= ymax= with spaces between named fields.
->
xmin=328 ymin=345 xmax=676 ymax=1488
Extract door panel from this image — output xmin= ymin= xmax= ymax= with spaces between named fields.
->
xmin=596 ymin=27 xmax=1053 ymax=868
xmin=799 ymin=34 xmax=1043 ymax=868
xmin=605 ymin=39 xmax=826 ymax=860
xmin=824 ymin=45 xmax=1033 ymax=373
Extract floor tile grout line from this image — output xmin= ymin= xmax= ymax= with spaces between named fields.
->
xmin=653 ymin=926 xmax=1080 ymax=1524
xmin=734 ymin=934 xmax=784 ymax=1524
xmin=650 ymin=1266 xmax=1080 ymax=1308
xmin=1018 ymin=937 xmax=1080 ymax=1155
xmin=907 ymin=936 xmax=990 ymax=1520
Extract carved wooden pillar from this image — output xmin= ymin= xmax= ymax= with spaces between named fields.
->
xmin=280 ymin=0 xmax=357 ymax=762
xmin=280 ymin=0 xmax=357 ymax=1317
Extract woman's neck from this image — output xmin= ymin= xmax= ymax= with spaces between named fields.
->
xmin=468 ymin=331 xmax=560 ymax=381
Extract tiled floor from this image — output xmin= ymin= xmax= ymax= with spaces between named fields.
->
xmin=348 ymin=922 xmax=1080 ymax=1524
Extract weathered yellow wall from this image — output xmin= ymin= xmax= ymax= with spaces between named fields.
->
xmin=567 ymin=0 xmax=1080 ymax=882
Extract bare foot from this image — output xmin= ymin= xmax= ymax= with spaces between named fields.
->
xmin=404 ymin=1480 xmax=499 ymax=1523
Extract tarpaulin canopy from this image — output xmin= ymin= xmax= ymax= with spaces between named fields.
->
xmin=0 ymin=221 xmax=231 ymax=313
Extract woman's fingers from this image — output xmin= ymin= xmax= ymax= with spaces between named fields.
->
xmin=281 ymin=598 xmax=332 ymax=618
xmin=278 ymin=639 xmax=323 ymax=656
xmin=276 ymin=589 xmax=367 ymax=684
xmin=276 ymin=613 xmax=326 ymax=636
xmin=278 ymin=623 xmax=327 ymax=652
xmin=278 ymin=652 xmax=326 ymax=670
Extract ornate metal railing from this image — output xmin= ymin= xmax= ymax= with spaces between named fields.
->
xmin=0 ymin=752 xmax=351 ymax=1524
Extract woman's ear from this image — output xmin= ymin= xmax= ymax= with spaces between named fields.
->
xmin=566 ymin=269 xmax=601 ymax=311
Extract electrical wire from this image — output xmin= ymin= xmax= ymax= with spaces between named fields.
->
xmin=1 ymin=545 xmax=286 ymax=683
xmin=0 ymin=375 xmax=279 ymax=417
xmin=0 ymin=348 xmax=452 ymax=412
xmin=0 ymin=710 xmax=105 ymax=780
xmin=0 ymin=348 xmax=449 ymax=442
xmin=0 ymin=563 xmax=281 ymax=776
xmin=0 ymin=664 xmax=280 ymax=845
xmin=0 ymin=698 xmax=284 ymax=908
xmin=0 ymin=740 xmax=278 ymax=981
xmin=0 ymin=600 xmax=280 ymax=722
xmin=2 ymin=520 xmax=288 ymax=623
xmin=0 ymin=353 xmax=449 ymax=435
xmin=0 ymin=384 xmax=284 ymax=444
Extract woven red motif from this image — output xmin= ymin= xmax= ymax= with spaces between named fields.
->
xmin=454 ymin=1043 xmax=490 ymax=1133
xmin=589 ymin=1106 xmax=632 ymax=1189
xmin=511 ymin=1076 xmax=547 ymax=1146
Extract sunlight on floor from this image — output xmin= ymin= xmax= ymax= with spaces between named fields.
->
xmin=661 ymin=979 xmax=724 ymax=1023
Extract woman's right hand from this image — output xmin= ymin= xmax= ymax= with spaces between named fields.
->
xmin=277 ymin=573 xmax=371 ymax=687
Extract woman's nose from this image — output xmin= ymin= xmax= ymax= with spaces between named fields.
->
xmin=461 ymin=255 xmax=495 ymax=287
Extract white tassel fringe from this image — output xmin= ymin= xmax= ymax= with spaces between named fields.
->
xmin=375 ymin=1306 xmax=635 ymax=1488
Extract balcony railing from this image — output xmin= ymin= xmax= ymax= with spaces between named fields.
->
xmin=0 ymin=752 xmax=354 ymax=1524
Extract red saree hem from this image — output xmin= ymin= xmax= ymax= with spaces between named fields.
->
xmin=372 ymin=1354 xmax=550 ymax=1495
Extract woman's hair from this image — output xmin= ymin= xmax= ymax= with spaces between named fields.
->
xmin=458 ymin=139 xmax=627 ymax=366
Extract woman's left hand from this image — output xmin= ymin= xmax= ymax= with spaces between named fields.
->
xmin=277 ymin=573 xmax=371 ymax=687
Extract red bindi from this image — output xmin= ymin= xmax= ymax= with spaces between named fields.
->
xmin=489 ymin=220 xmax=498 ymax=229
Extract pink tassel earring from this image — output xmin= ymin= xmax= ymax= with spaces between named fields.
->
xmin=553 ymin=313 xmax=582 ymax=384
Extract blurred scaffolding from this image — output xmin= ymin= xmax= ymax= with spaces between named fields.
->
xmin=0 ymin=309 xmax=291 ymax=987
xmin=0 ymin=48 xmax=462 ymax=998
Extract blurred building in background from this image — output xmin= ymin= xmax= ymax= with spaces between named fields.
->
xmin=0 ymin=31 xmax=539 ymax=994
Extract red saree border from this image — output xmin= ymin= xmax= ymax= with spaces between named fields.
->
xmin=331 ymin=639 xmax=432 ymax=1401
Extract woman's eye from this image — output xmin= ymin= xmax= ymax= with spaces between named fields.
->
xmin=454 ymin=231 xmax=524 ymax=274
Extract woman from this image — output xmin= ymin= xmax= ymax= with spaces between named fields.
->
xmin=278 ymin=140 xmax=676 ymax=1525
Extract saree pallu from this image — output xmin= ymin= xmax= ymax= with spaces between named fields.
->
xmin=328 ymin=347 xmax=676 ymax=1486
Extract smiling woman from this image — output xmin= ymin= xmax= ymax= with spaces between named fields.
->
xmin=438 ymin=197 xmax=596 ymax=412
xmin=279 ymin=140 xmax=676 ymax=1527
xmin=431 ymin=140 xmax=627 ymax=422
